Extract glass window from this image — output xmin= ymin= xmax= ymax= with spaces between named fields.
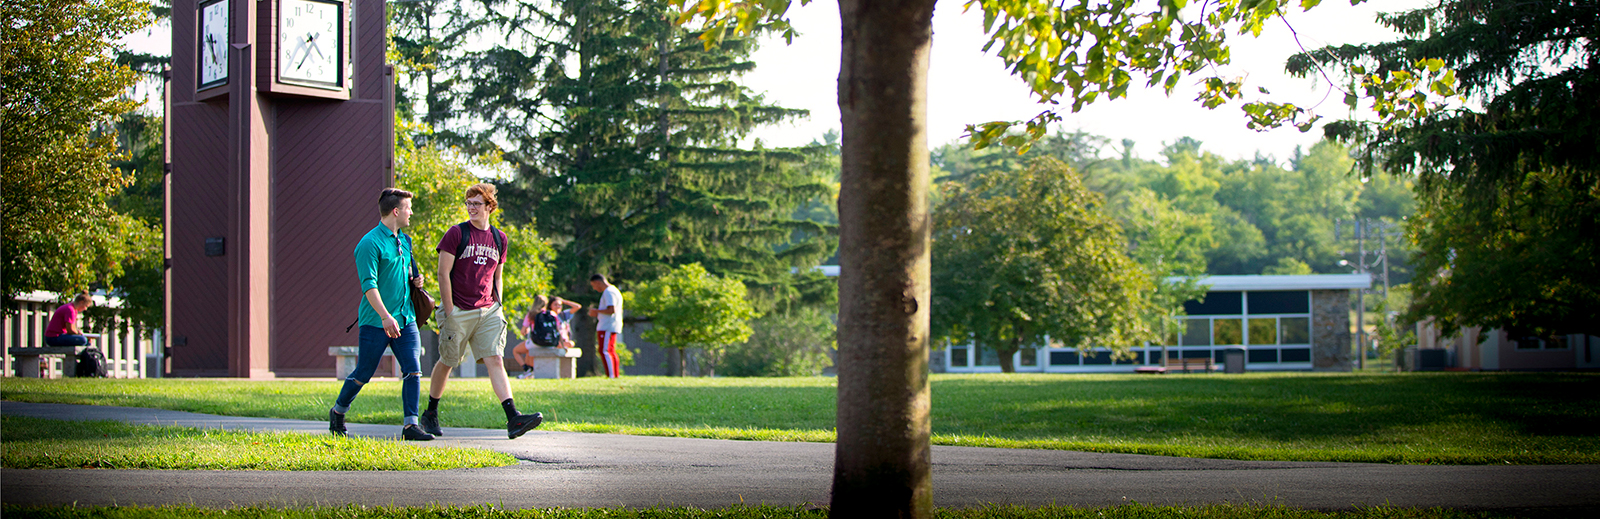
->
xmin=1247 ymin=291 xmax=1310 ymax=314
xmin=950 ymin=348 xmax=968 ymax=367
xmin=1184 ymin=291 xmax=1242 ymax=315
xmin=1050 ymin=351 xmax=1080 ymax=365
xmin=977 ymin=347 xmax=1002 ymax=366
xmin=1281 ymin=348 xmax=1311 ymax=362
xmin=1020 ymin=347 xmax=1038 ymax=367
xmin=1181 ymin=349 xmax=1212 ymax=359
xmin=1181 ymin=319 xmax=1211 ymax=346
xmin=1280 ymin=318 xmax=1310 ymax=344
xmin=1083 ymin=351 xmax=1113 ymax=365
xmin=1248 ymin=318 xmax=1277 ymax=345
xmin=1214 ymin=318 xmax=1243 ymax=345
xmin=1248 ymin=348 xmax=1278 ymax=363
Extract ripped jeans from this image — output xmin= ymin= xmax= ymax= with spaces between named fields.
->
xmin=334 ymin=322 xmax=422 ymax=425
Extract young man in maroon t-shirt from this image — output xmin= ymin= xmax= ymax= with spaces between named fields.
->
xmin=420 ymin=183 xmax=543 ymax=439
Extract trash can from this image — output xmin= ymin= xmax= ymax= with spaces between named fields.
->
xmin=1223 ymin=347 xmax=1246 ymax=374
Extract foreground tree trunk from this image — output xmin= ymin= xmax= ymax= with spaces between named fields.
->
xmin=831 ymin=0 xmax=937 ymax=517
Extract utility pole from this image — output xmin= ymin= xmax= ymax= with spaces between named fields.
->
xmin=1357 ymin=220 xmax=1366 ymax=370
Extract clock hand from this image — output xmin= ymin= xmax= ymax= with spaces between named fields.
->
xmin=296 ymin=33 xmax=318 ymax=69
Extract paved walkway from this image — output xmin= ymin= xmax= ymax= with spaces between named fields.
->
xmin=3 ymin=401 xmax=1598 ymax=511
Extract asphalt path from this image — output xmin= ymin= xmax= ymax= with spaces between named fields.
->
xmin=3 ymin=401 xmax=1598 ymax=511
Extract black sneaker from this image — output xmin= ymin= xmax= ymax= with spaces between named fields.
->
xmin=402 ymin=424 xmax=435 ymax=441
xmin=507 ymin=412 xmax=543 ymax=439
xmin=419 ymin=410 xmax=443 ymax=437
xmin=329 ymin=409 xmax=347 ymax=436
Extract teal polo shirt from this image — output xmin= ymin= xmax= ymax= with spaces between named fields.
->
xmin=355 ymin=223 xmax=416 ymax=328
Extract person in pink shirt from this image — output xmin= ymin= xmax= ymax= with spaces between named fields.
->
xmin=43 ymin=293 xmax=94 ymax=347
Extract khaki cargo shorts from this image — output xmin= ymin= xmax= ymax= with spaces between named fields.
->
xmin=436 ymin=302 xmax=506 ymax=367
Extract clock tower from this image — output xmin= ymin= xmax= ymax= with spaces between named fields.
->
xmin=167 ymin=0 xmax=394 ymax=377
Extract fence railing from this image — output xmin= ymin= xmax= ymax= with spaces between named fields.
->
xmin=4 ymin=291 xmax=154 ymax=378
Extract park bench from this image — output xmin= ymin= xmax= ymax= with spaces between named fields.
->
xmin=525 ymin=346 xmax=582 ymax=379
xmin=8 ymin=346 xmax=87 ymax=378
xmin=1165 ymin=357 xmax=1215 ymax=373
xmin=328 ymin=346 xmax=394 ymax=380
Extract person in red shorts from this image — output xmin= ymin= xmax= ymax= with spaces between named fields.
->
xmin=588 ymin=274 xmax=624 ymax=378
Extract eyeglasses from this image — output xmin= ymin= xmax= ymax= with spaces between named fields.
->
xmin=464 ymin=201 xmax=485 ymax=208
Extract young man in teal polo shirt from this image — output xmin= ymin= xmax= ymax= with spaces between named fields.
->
xmin=329 ymin=188 xmax=433 ymax=441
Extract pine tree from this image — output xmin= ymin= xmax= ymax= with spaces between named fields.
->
xmin=505 ymin=0 xmax=835 ymax=304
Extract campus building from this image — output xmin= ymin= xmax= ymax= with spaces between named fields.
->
xmin=934 ymin=274 xmax=1370 ymax=373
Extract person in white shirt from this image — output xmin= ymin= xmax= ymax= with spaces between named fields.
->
xmin=587 ymin=274 xmax=624 ymax=378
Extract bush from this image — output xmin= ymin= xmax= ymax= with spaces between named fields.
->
xmin=719 ymin=308 xmax=836 ymax=377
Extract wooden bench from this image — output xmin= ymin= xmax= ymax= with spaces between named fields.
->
xmin=1165 ymin=357 xmax=1215 ymax=374
xmin=525 ymin=346 xmax=582 ymax=379
xmin=8 ymin=346 xmax=86 ymax=378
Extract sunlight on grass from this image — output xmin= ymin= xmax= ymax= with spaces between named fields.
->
xmin=0 ymin=416 xmax=514 ymax=470
xmin=4 ymin=371 xmax=1598 ymax=465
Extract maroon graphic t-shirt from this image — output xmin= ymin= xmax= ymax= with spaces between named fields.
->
xmin=435 ymin=223 xmax=508 ymax=310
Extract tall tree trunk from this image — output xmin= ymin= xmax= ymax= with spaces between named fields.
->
xmin=831 ymin=0 xmax=937 ymax=518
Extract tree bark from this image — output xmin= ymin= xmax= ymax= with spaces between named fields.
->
xmin=831 ymin=0 xmax=937 ymax=518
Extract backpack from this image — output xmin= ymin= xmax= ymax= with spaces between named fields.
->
xmin=454 ymin=222 xmax=505 ymax=260
xmin=76 ymin=347 xmax=108 ymax=378
xmin=530 ymin=312 xmax=560 ymax=347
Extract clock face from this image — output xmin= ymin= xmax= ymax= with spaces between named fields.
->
xmin=278 ymin=0 xmax=343 ymax=88
xmin=198 ymin=0 xmax=229 ymax=89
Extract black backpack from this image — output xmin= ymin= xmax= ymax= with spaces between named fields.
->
xmin=76 ymin=347 xmax=108 ymax=378
xmin=454 ymin=222 xmax=505 ymax=260
xmin=530 ymin=312 xmax=560 ymax=347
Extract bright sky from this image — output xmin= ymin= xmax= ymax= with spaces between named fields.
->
xmin=127 ymin=0 xmax=1429 ymax=163
xmin=743 ymin=0 xmax=1432 ymax=163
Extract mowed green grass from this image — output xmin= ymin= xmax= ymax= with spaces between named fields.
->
xmin=4 ymin=372 xmax=1597 ymax=464
xmin=0 ymin=415 xmax=514 ymax=470
xmin=0 ymin=503 xmax=1532 ymax=519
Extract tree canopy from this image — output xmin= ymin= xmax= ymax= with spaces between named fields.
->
xmin=634 ymin=262 xmax=758 ymax=375
xmin=1286 ymin=0 xmax=1599 ymax=335
xmin=930 ymin=158 xmax=1156 ymax=372
xmin=2 ymin=0 xmax=158 ymax=307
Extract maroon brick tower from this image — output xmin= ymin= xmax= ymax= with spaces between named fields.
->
xmin=166 ymin=0 xmax=393 ymax=377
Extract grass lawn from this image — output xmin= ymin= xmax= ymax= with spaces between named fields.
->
xmin=3 ymin=372 xmax=1597 ymax=465
xmin=0 ymin=415 xmax=514 ymax=470
xmin=0 ymin=504 xmax=1536 ymax=519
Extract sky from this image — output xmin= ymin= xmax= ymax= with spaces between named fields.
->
xmin=741 ymin=0 xmax=1432 ymax=163
xmin=126 ymin=0 xmax=1430 ymax=164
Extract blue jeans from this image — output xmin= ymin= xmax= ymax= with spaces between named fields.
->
xmin=44 ymin=335 xmax=89 ymax=346
xmin=334 ymin=322 xmax=422 ymax=424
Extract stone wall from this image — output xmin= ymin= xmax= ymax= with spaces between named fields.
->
xmin=1311 ymin=289 xmax=1352 ymax=371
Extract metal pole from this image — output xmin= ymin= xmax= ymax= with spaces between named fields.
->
xmin=1357 ymin=220 xmax=1365 ymax=371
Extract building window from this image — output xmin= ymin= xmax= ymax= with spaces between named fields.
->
xmin=1182 ymin=319 xmax=1211 ymax=346
xmin=950 ymin=347 xmax=969 ymax=367
xmin=1020 ymin=347 xmax=1039 ymax=367
xmin=1050 ymin=351 xmax=1080 ymax=365
xmin=1247 ymin=290 xmax=1310 ymax=314
xmin=977 ymin=347 xmax=1002 ymax=366
xmin=1248 ymin=318 xmax=1277 ymax=345
xmin=1249 ymin=348 xmax=1278 ymax=363
xmin=1280 ymin=317 xmax=1310 ymax=344
xmin=1185 ymin=291 xmax=1242 ymax=315
xmin=1281 ymin=348 xmax=1311 ymax=362
xmin=1214 ymin=318 xmax=1243 ymax=345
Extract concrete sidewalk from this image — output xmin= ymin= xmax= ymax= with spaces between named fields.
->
xmin=3 ymin=401 xmax=1598 ymax=511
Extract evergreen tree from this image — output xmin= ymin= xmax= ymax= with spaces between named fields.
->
xmin=1288 ymin=0 xmax=1598 ymax=335
xmin=506 ymin=0 xmax=835 ymax=307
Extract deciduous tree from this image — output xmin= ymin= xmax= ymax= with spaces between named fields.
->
xmin=2 ymin=0 xmax=156 ymax=304
xmin=633 ymin=262 xmax=757 ymax=376
xmin=931 ymin=158 xmax=1156 ymax=372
